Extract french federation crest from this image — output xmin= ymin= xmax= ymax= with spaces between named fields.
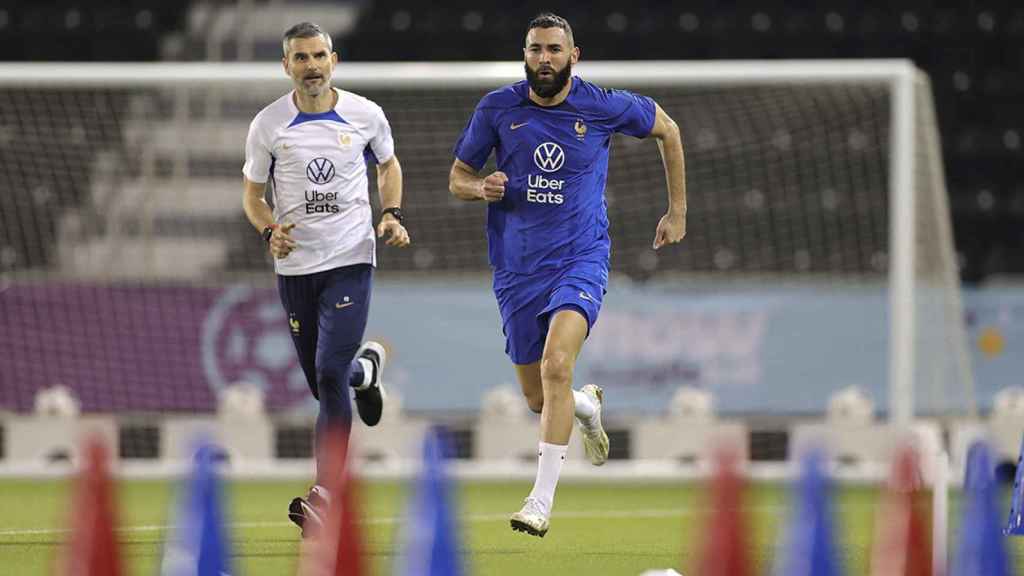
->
xmin=574 ymin=119 xmax=587 ymax=138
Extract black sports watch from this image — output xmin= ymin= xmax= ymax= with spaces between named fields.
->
xmin=261 ymin=225 xmax=276 ymax=244
xmin=381 ymin=207 xmax=404 ymax=224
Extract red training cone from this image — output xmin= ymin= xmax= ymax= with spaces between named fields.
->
xmin=61 ymin=434 xmax=124 ymax=576
xmin=695 ymin=447 xmax=750 ymax=576
xmin=298 ymin=426 xmax=365 ymax=576
xmin=871 ymin=445 xmax=933 ymax=576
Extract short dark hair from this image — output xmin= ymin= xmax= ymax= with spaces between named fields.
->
xmin=526 ymin=12 xmax=574 ymax=46
xmin=282 ymin=22 xmax=333 ymax=56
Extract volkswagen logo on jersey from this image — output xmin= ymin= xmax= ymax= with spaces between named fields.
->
xmin=306 ymin=157 xmax=336 ymax=184
xmin=527 ymin=142 xmax=567 ymax=205
xmin=533 ymin=142 xmax=565 ymax=173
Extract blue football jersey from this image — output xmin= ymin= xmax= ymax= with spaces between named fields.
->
xmin=454 ymin=77 xmax=656 ymax=274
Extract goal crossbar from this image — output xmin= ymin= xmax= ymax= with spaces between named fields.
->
xmin=0 ymin=59 xmax=916 ymax=87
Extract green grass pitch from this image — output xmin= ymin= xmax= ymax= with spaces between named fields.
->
xmin=0 ymin=478 xmax=1020 ymax=575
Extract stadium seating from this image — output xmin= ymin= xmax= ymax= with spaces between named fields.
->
xmin=2 ymin=1 xmax=1020 ymax=282
xmin=0 ymin=1 xmax=181 ymax=61
xmin=4 ymin=417 xmax=118 ymax=468
xmin=950 ymin=386 xmax=1024 ymax=479
xmin=348 ymin=391 xmax=433 ymax=467
xmin=631 ymin=387 xmax=749 ymax=467
xmin=0 ymin=381 xmax=996 ymax=484
xmin=3 ymin=384 xmax=119 ymax=467
xmin=474 ymin=386 xmax=588 ymax=463
xmin=788 ymin=386 xmax=945 ymax=480
xmin=2 ymin=384 xmax=753 ymax=475
xmin=161 ymin=415 xmax=274 ymax=467
xmin=161 ymin=384 xmax=274 ymax=467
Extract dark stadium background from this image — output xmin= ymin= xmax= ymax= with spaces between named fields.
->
xmin=1 ymin=0 xmax=1019 ymax=283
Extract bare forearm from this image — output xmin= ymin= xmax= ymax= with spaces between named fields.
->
xmin=377 ymin=157 xmax=403 ymax=209
xmin=657 ymin=134 xmax=686 ymax=216
xmin=449 ymin=166 xmax=484 ymax=201
xmin=649 ymin=103 xmax=686 ymax=217
xmin=242 ymin=182 xmax=274 ymax=232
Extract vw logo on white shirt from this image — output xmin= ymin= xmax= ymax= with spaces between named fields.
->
xmin=533 ymin=142 xmax=565 ymax=173
xmin=306 ymin=157 xmax=336 ymax=184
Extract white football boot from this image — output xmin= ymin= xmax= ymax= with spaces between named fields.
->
xmin=509 ymin=496 xmax=550 ymax=537
xmin=577 ymin=384 xmax=609 ymax=466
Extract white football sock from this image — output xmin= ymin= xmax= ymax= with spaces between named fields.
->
xmin=352 ymin=357 xmax=373 ymax=390
xmin=573 ymin=389 xmax=596 ymax=421
xmin=527 ymin=442 xmax=568 ymax=515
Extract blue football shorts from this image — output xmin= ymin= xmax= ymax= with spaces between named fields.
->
xmin=493 ymin=260 xmax=608 ymax=365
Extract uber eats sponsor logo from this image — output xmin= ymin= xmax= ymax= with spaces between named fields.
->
xmin=305 ymin=189 xmax=340 ymax=213
xmin=527 ymin=174 xmax=564 ymax=204
xmin=528 ymin=142 xmax=566 ymax=205
xmin=305 ymin=157 xmax=340 ymax=213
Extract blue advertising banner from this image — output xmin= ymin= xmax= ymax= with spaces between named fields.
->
xmin=2 ymin=279 xmax=1021 ymax=415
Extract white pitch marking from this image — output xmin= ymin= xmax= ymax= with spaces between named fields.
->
xmin=0 ymin=506 xmax=786 ymax=538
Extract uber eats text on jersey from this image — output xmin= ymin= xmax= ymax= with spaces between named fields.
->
xmin=305 ymin=189 xmax=340 ymax=213
xmin=526 ymin=173 xmax=564 ymax=205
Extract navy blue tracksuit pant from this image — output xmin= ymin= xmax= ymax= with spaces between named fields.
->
xmin=277 ymin=263 xmax=371 ymax=484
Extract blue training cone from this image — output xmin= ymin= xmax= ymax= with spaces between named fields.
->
xmin=1004 ymin=434 xmax=1024 ymax=535
xmin=774 ymin=449 xmax=842 ymax=576
xmin=396 ymin=427 xmax=464 ymax=576
xmin=954 ymin=441 xmax=1010 ymax=575
xmin=160 ymin=439 xmax=233 ymax=576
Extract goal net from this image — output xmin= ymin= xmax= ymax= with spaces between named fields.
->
xmin=0 ymin=61 xmax=973 ymax=462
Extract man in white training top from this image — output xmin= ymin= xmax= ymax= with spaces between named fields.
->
xmin=241 ymin=21 xmax=410 ymax=538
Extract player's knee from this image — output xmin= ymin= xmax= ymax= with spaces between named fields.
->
xmin=316 ymin=368 xmax=345 ymax=398
xmin=317 ymin=350 xmax=358 ymax=382
xmin=540 ymin=352 xmax=573 ymax=390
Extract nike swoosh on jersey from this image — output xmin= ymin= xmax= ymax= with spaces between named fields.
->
xmin=510 ymin=122 xmax=529 ymax=130
xmin=579 ymin=291 xmax=594 ymax=302
xmin=335 ymin=302 xmax=355 ymax=309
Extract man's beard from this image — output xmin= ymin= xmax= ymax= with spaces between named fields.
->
xmin=300 ymin=73 xmax=327 ymax=96
xmin=525 ymin=61 xmax=572 ymax=99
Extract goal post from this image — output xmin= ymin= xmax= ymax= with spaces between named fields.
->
xmin=0 ymin=59 xmax=974 ymax=424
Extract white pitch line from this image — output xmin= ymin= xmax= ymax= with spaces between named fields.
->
xmin=0 ymin=505 xmax=785 ymax=539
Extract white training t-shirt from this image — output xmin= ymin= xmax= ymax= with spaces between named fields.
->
xmin=243 ymin=87 xmax=395 ymax=276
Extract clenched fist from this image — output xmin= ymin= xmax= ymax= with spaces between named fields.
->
xmin=479 ymin=171 xmax=508 ymax=202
